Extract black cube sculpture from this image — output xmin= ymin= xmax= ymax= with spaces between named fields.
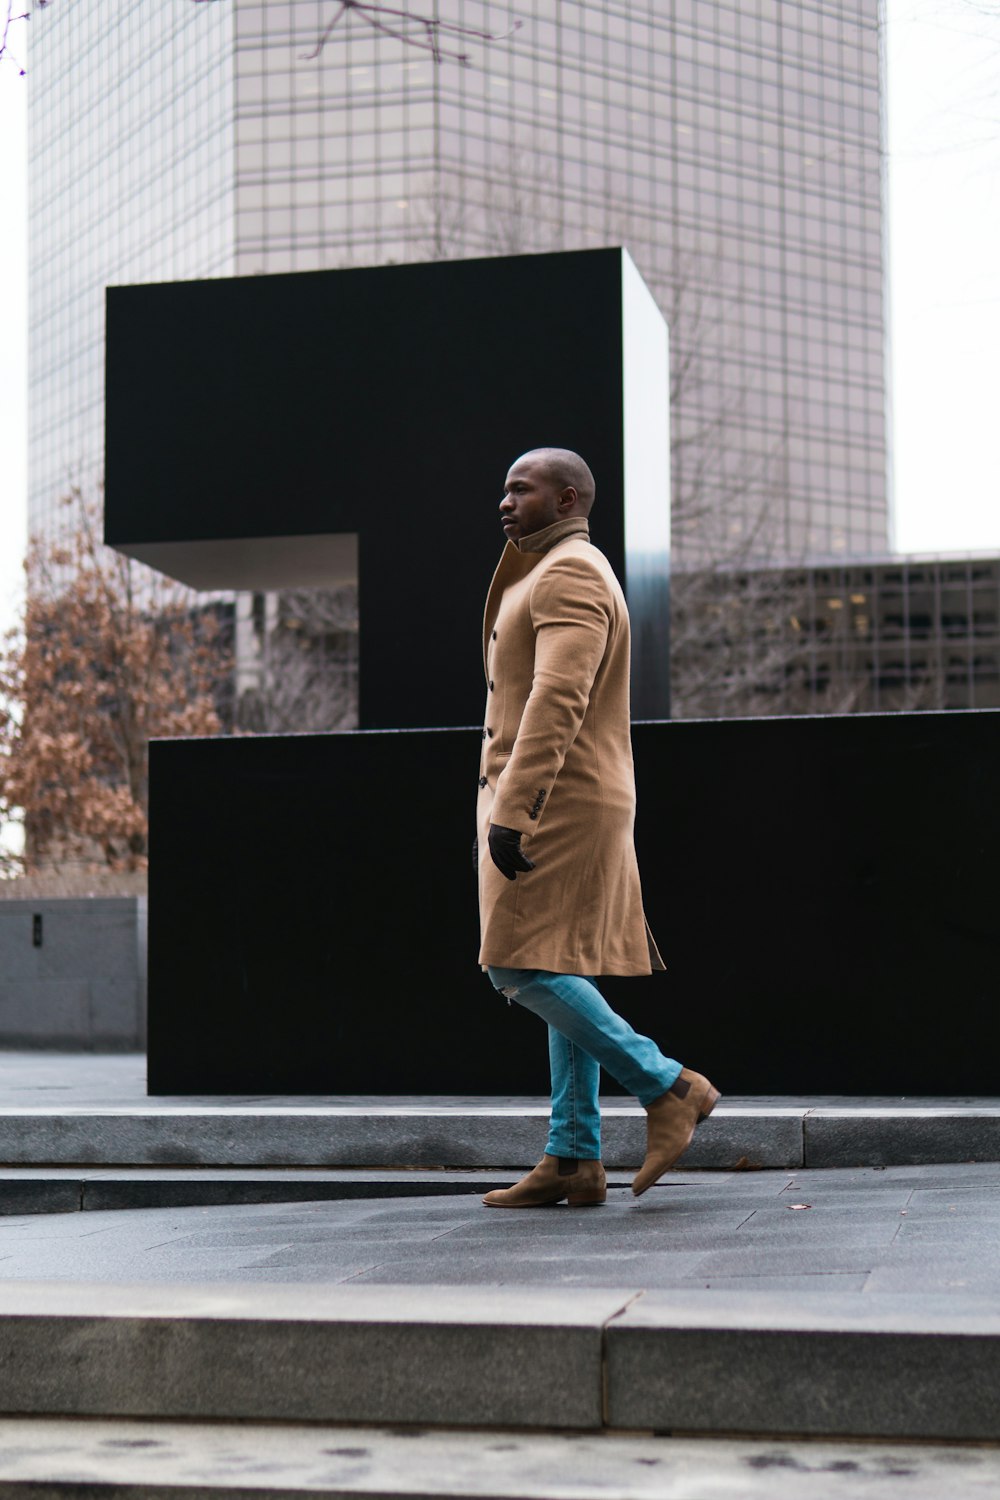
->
xmin=147 ymin=710 xmax=1000 ymax=1095
xmin=106 ymin=250 xmax=1000 ymax=1097
xmin=106 ymin=247 xmax=670 ymax=728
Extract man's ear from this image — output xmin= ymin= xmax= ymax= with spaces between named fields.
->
xmin=557 ymin=486 xmax=579 ymax=513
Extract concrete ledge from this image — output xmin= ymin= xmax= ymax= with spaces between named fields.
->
xmin=605 ymin=1290 xmax=1000 ymax=1441
xmin=0 ymin=1105 xmax=803 ymax=1170
xmin=0 ymin=1283 xmax=623 ymax=1431
xmin=804 ymin=1108 xmax=1000 ymax=1167
xmin=0 ymin=1168 xmax=601 ymax=1216
xmin=0 ymin=1084 xmax=997 ymax=1170
xmin=3 ymin=1283 xmax=1000 ymax=1442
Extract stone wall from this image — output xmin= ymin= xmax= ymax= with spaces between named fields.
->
xmin=0 ymin=896 xmax=146 ymax=1050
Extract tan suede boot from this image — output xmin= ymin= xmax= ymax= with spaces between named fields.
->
xmin=631 ymin=1069 xmax=721 ymax=1197
xmin=483 ymin=1154 xmax=607 ymax=1208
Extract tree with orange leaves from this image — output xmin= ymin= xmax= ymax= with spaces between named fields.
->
xmin=0 ymin=490 xmax=231 ymax=874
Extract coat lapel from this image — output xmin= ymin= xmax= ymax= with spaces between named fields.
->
xmin=482 ymin=542 xmax=536 ymax=680
xmin=482 ymin=519 xmax=592 ymax=680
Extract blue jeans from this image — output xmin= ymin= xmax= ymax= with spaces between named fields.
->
xmin=487 ymin=967 xmax=682 ymax=1161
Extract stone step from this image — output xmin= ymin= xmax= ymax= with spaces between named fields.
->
xmin=0 ymin=1099 xmax=998 ymax=1170
xmin=1 ymin=1282 xmax=999 ymax=1443
xmin=0 ymin=1168 xmax=623 ymax=1217
xmin=0 ymin=1415 xmax=990 ymax=1499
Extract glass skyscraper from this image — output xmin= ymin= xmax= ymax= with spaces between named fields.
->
xmin=673 ymin=552 xmax=1000 ymax=716
xmin=28 ymin=0 xmax=891 ymax=567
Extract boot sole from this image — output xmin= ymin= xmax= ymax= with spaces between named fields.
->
xmin=698 ymin=1086 xmax=721 ymax=1122
xmin=482 ymin=1190 xmax=608 ymax=1209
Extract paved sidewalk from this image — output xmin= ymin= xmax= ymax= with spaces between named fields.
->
xmin=1 ymin=1057 xmax=999 ymax=1469
xmin=1 ymin=1162 xmax=997 ymax=1292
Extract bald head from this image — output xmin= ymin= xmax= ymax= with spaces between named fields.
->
xmin=499 ymin=448 xmax=597 ymax=543
xmin=517 ymin=448 xmax=596 ymax=516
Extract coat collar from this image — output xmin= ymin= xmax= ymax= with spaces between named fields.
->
xmin=516 ymin=516 xmax=591 ymax=554
xmin=482 ymin=518 xmax=591 ymax=680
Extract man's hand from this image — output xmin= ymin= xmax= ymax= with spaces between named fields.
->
xmin=488 ymin=823 xmax=536 ymax=881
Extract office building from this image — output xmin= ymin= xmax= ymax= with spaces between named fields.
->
xmin=673 ymin=552 xmax=1000 ymax=716
xmin=28 ymin=0 xmax=890 ymax=571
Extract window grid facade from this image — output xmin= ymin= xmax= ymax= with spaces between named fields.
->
xmin=229 ymin=0 xmax=889 ymax=564
xmin=28 ymin=1 xmax=235 ymax=538
xmin=673 ymin=554 xmax=1000 ymax=716
xmin=799 ymin=555 xmax=1000 ymax=712
xmin=29 ymin=0 xmax=890 ymax=573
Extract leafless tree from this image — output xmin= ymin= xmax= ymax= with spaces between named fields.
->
xmin=0 ymin=1 xmax=34 ymax=75
xmin=234 ymin=585 xmax=359 ymax=735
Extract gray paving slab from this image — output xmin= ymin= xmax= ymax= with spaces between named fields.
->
xmin=694 ymin=1272 xmax=873 ymax=1292
xmin=0 ymin=1418 xmax=997 ymax=1500
xmin=605 ymin=1288 xmax=1000 ymax=1441
xmin=0 ymin=1165 xmax=995 ymax=1439
xmin=0 ymin=1166 xmax=994 ymax=1301
xmin=695 ymin=1247 xmax=886 ymax=1278
xmin=0 ymin=1282 xmax=627 ymax=1431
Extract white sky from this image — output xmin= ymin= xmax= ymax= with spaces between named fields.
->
xmin=886 ymin=0 xmax=1000 ymax=553
xmin=1 ymin=0 xmax=999 ymax=641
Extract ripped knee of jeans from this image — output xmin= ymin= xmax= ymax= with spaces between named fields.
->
xmin=488 ymin=970 xmax=522 ymax=1005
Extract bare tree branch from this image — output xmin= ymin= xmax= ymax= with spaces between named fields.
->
xmin=301 ymin=1 xmax=521 ymax=66
xmin=8 ymin=1 xmax=521 ymax=75
xmin=0 ymin=0 xmax=33 ymax=74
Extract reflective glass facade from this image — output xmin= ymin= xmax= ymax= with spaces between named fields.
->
xmin=673 ymin=553 xmax=1000 ymax=715
xmin=230 ymin=0 xmax=890 ymax=563
xmin=28 ymin=2 xmax=235 ymax=538
xmin=29 ymin=0 xmax=890 ymax=567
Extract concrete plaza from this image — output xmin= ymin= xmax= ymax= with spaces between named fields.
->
xmin=0 ymin=1053 xmax=998 ymax=1497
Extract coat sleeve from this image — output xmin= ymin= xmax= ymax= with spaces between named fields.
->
xmin=489 ymin=554 xmax=612 ymax=835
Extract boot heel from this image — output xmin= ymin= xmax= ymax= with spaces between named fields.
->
xmin=566 ymin=1190 xmax=607 ymax=1207
xmin=698 ymin=1087 xmax=721 ymax=1122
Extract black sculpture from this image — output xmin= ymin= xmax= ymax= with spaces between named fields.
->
xmin=106 ymin=248 xmax=670 ymax=728
xmin=106 ymin=251 xmax=1000 ymax=1096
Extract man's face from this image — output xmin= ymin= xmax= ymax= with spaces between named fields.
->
xmin=499 ymin=457 xmax=564 ymax=543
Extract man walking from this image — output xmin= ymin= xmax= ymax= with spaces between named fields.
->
xmin=476 ymin=447 xmax=718 ymax=1207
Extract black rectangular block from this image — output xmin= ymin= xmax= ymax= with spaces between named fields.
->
xmin=106 ymin=249 xmax=670 ymax=725
xmin=148 ymin=710 xmax=1000 ymax=1095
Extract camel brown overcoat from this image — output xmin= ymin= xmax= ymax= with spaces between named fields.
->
xmin=477 ymin=516 xmax=664 ymax=977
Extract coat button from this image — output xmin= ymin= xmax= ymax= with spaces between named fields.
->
xmin=529 ymin=811 xmax=538 ymax=820
xmin=489 ymin=680 xmax=494 ymax=691
xmin=478 ymin=775 xmax=488 ymax=788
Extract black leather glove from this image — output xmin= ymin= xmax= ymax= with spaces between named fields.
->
xmin=488 ymin=823 xmax=536 ymax=881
